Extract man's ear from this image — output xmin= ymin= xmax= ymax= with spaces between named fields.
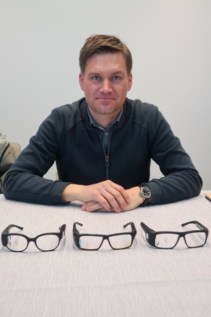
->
xmin=79 ymin=73 xmax=84 ymax=90
xmin=128 ymin=73 xmax=133 ymax=91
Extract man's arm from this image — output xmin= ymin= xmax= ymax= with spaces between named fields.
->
xmin=139 ymin=104 xmax=202 ymax=205
xmin=3 ymin=109 xmax=71 ymax=205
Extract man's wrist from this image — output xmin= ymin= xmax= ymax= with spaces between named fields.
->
xmin=62 ymin=183 xmax=83 ymax=202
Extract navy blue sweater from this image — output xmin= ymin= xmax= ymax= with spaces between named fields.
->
xmin=3 ymin=98 xmax=202 ymax=205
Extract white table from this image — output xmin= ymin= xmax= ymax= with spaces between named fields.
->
xmin=0 ymin=193 xmax=211 ymax=317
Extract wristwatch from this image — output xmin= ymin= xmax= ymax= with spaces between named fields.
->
xmin=139 ymin=186 xmax=152 ymax=206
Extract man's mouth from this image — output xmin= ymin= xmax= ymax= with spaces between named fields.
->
xmin=96 ymin=97 xmax=115 ymax=100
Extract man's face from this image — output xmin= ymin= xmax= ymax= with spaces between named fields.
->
xmin=79 ymin=52 xmax=132 ymax=125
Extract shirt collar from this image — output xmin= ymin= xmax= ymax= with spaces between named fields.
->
xmin=87 ymin=107 xmax=123 ymax=131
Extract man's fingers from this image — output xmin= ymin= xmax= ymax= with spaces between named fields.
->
xmin=82 ymin=201 xmax=108 ymax=212
xmin=81 ymin=202 xmax=98 ymax=212
xmin=94 ymin=182 xmax=130 ymax=210
xmin=82 ymin=201 xmax=120 ymax=213
xmin=80 ymin=180 xmax=131 ymax=212
xmin=103 ymin=181 xmax=131 ymax=205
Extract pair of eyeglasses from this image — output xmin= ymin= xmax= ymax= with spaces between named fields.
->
xmin=140 ymin=220 xmax=209 ymax=249
xmin=73 ymin=222 xmax=137 ymax=251
xmin=1 ymin=224 xmax=66 ymax=252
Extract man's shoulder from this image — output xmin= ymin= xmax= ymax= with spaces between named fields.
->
xmin=127 ymin=98 xmax=158 ymax=112
xmin=52 ymin=98 xmax=84 ymax=115
xmin=42 ymin=98 xmax=86 ymax=133
xmin=50 ymin=98 xmax=86 ymax=125
xmin=126 ymin=98 xmax=159 ymax=122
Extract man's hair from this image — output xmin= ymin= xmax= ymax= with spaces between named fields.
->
xmin=79 ymin=34 xmax=133 ymax=74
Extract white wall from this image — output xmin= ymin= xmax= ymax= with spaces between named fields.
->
xmin=0 ymin=0 xmax=210 ymax=188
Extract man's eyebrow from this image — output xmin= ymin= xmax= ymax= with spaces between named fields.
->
xmin=87 ymin=72 xmax=100 ymax=76
xmin=111 ymin=71 xmax=124 ymax=74
xmin=88 ymin=71 xmax=124 ymax=76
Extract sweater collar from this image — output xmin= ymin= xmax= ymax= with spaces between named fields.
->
xmin=87 ymin=107 xmax=123 ymax=131
xmin=79 ymin=98 xmax=132 ymax=130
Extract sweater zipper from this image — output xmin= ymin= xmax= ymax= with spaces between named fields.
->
xmin=104 ymin=130 xmax=113 ymax=179
xmin=105 ymin=153 xmax=109 ymax=179
xmin=97 ymin=132 xmax=110 ymax=179
xmin=94 ymin=126 xmax=116 ymax=180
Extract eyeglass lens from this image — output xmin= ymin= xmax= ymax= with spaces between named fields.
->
xmin=184 ymin=232 xmax=207 ymax=247
xmin=7 ymin=235 xmax=28 ymax=252
xmin=7 ymin=234 xmax=60 ymax=251
xmin=36 ymin=235 xmax=60 ymax=251
xmin=155 ymin=231 xmax=207 ymax=248
xmin=79 ymin=234 xmax=132 ymax=250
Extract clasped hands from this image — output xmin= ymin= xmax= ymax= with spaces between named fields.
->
xmin=62 ymin=180 xmax=144 ymax=212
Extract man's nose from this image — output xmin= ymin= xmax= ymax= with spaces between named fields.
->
xmin=100 ymin=79 xmax=112 ymax=93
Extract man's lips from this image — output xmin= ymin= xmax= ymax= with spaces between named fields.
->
xmin=96 ymin=97 xmax=115 ymax=100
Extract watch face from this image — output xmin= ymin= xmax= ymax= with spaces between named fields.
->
xmin=142 ymin=187 xmax=151 ymax=199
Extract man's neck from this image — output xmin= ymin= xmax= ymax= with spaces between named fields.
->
xmin=87 ymin=108 xmax=123 ymax=129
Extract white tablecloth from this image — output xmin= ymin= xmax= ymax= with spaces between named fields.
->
xmin=0 ymin=193 xmax=211 ymax=317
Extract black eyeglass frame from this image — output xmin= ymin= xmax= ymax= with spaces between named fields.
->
xmin=73 ymin=222 xmax=137 ymax=251
xmin=140 ymin=220 xmax=209 ymax=249
xmin=1 ymin=224 xmax=66 ymax=252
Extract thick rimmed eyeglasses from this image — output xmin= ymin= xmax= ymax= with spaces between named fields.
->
xmin=1 ymin=224 xmax=66 ymax=252
xmin=73 ymin=222 xmax=137 ymax=251
xmin=140 ymin=220 xmax=209 ymax=249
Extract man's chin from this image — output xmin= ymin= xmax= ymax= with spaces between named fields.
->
xmin=97 ymin=98 xmax=115 ymax=104
xmin=95 ymin=98 xmax=117 ymax=108
xmin=96 ymin=106 xmax=116 ymax=115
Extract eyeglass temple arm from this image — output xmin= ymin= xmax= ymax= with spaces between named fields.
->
xmin=73 ymin=222 xmax=83 ymax=234
xmin=59 ymin=224 xmax=66 ymax=236
xmin=2 ymin=224 xmax=24 ymax=235
xmin=59 ymin=224 xmax=66 ymax=237
xmin=123 ymin=222 xmax=137 ymax=233
xmin=181 ymin=220 xmax=209 ymax=232
xmin=140 ymin=222 xmax=156 ymax=234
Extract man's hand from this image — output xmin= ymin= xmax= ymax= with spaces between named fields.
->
xmin=62 ymin=180 xmax=131 ymax=212
xmin=81 ymin=186 xmax=144 ymax=212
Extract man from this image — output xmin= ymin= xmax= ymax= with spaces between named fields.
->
xmin=3 ymin=34 xmax=202 ymax=211
xmin=0 ymin=133 xmax=21 ymax=193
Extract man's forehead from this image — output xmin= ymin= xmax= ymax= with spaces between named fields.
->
xmin=84 ymin=52 xmax=127 ymax=73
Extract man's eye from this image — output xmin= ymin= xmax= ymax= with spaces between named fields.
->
xmin=91 ymin=76 xmax=101 ymax=82
xmin=112 ymin=76 xmax=121 ymax=82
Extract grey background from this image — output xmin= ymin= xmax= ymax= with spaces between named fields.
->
xmin=0 ymin=0 xmax=210 ymax=188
